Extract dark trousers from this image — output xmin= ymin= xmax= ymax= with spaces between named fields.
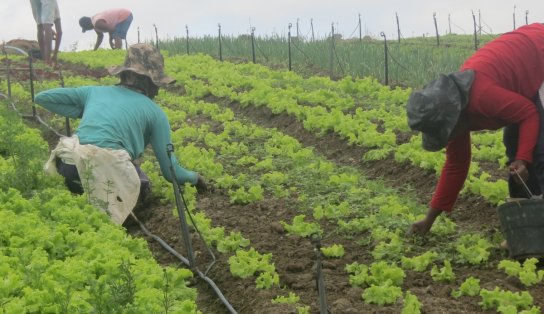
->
xmin=55 ymin=158 xmax=150 ymax=202
xmin=503 ymin=94 xmax=544 ymax=198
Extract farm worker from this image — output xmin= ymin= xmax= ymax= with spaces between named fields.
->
xmin=79 ymin=8 xmax=133 ymax=51
xmin=406 ymin=23 xmax=544 ymax=235
xmin=29 ymin=0 xmax=62 ymax=65
xmin=34 ymin=43 xmax=207 ymax=225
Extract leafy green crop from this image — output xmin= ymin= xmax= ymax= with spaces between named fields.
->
xmin=401 ymin=251 xmax=438 ymax=272
xmin=431 ymin=260 xmax=455 ymax=282
xmin=281 ymin=215 xmax=323 ymax=238
xmin=498 ymin=258 xmax=544 ymax=287
xmin=451 ymin=276 xmax=481 ymax=298
xmin=362 ymin=283 xmax=403 ymax=306
xmin=320 ymin=244 xmax=345 ymax=258
xmin=479 ymin=287 xmax=535 ymax=313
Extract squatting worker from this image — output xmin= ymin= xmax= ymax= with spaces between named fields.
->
xmin=35 ymin=43 xmax=207 ymax=225
xmin=406 ymin=23 xmax=544 ymax=235
xmin=79 ymin=8 xmax=133 ymax=50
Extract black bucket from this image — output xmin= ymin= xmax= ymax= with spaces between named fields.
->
xmin=497 ymin=198 xmax=544 ymax=259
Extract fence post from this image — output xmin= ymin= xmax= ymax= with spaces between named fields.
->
xmin=218 ymin=23 xmax=223 ymax=61
xmin=396 ymin=12 xmax=401 ymax=43
xmin=311 ymin=18 xmax=315 ymax=42
xmin=433 ymin=13 xmax=440 ymax=47
xmin=185 ymin=25 xmax=189 ymax=55
xmin=28 ymin=56 xmax=36 ymax=117
xmin=58 ymin=69 xmax=71 ymax=136
xmin=329 ymin=23 xmax=334 ymax=79
xmin=472 ymin=11 xmax=478 ymax=51
xmin=153 ymin=24 xmax=159 ymax=50
xmin=478 ymin=10 xmax=481 ymax=35
xmin=137 ymin=26 xmax=140 ymax=43
xmin=3 ymin=48 xmax=12 ymax=98
xmin=358 ymin=13 xmax=362 ymax=42
xmin=251 ymin=27 xmax=256 ymax=63
xmin=512 ymin=5 xmax=516 ymax=30
xmin=380 ymin=32 xmax=388 ymax=86
xmin=288 ymin=23 xmax=292 ymax=71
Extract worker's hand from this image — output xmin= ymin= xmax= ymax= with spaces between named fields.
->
xmin=406 ymin=207 xmax=443 ymax=237
xmin=195 ymin=175 xmax=208 ymax=194
xmin=509 ymin=160 xmax=529 ymax=184
xmin=407 ymin=219 xmax=433 ymax=236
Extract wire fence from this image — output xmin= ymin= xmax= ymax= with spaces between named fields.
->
xmin=157 ymin=33 xmax=490 ymax=87
xmin=142 ymin=10 xmax=531 ymax=87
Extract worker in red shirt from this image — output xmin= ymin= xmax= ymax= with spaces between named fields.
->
xmin=407 ymin=23 xmax=544 ymax=235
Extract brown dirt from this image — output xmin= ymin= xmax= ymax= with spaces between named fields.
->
xmin=8 ymin=59 xmax=544 ymax=314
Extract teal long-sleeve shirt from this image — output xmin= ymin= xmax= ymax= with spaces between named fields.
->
xmin=35 ymin=85 xmax=198 ymax=185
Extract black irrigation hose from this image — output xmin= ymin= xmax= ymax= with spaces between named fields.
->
xmin=179 ymin=188 xmax=217 ymax=275
xmin=2 ymin=87 xmax=65 ymax=138
xmin=2 ymin=48 xmax=236 ymax=312
xmin=1 ymin=48 xmax=69 ymax=137
xmin=34 ymin=115 xmax=65 ymax=137
xmin=4 ymin=82 xmax=236 ymax=312
xmin=129 ymin=212 xmax=237 ymax=314
xmin=311 ymin=234 xmax=330 ymax=314
xmin=166 ymin=144 xmax=237 ymax=313
xmin=385 ymin=45 xmax=411 ymax=73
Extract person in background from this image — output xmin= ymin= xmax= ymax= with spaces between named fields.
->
xmin=79 ymin=8 xmax=133 ymax=50
xmin=406 ymin=23 xmax=544 ymax=235
xmin=34 ymin=43 xmax=207 ymax=225
xmin=30 ymin=0 xmax=62 ymax=65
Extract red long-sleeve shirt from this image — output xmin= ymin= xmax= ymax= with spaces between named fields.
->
xmin=430 ymin=23 xmax=544 ymax=211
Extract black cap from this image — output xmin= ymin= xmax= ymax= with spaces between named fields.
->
xmin=79 ymin=17 xmax=93 ymax=33
xmin=406 ymin=69 xmax=474 ymax=151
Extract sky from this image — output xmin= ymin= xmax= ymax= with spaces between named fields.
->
xmin=1 ymin=1 xmax=543 ymax=52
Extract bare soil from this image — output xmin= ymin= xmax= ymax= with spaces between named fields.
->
xmin=11 ymin=58 xmax=544 ymax=314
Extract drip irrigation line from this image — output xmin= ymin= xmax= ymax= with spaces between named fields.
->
xmin=4 ymin=62 xmax=236 ymax=310
xmin=34 ymin=115 xmax=65 ymax=137
xmin=130 ymin=212 xmax=237 ymax=314
xmin=5 ymin=87 xmax=68 ymax=137
xmin=311 ymin=233 xmax=330 ymax=314
xmin=2 ymin=95 xmax=33 ymax=118
xmin=385 ymin=45 xmax=411 ymax=72
xmin=2 ymin=54 xmax=67 ymax=137
xmin=180 ymin=188 xmax=217 ymax=275
xmin=166 ymin=144 xmax=236 ymax=313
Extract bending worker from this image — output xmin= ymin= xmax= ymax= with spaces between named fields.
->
xmin=79 ymin=8 xmax=133 ymax=50
xmin=406 ymin=23 xmax=544 ymax=235
xmin=35 ymin=43 xmax=206 ymax=224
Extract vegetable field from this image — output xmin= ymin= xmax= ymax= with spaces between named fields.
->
xmin=2 ymin=48 xmax=544 ymax=313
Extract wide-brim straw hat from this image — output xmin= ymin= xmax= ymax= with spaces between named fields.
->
xmin=108 ymin=43 xmax=175 ymax=87
xmin=406 ymin=69 xmax=475 ymax=152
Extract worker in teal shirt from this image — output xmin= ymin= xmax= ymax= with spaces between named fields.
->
xmin=35 ymin=44 xmax=206 ymax=223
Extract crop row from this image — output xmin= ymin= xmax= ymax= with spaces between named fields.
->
xmin=0 ymin=103 xmax=198 ymax=313
xmin=2 ymin=51 xmax=542 ymax=312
